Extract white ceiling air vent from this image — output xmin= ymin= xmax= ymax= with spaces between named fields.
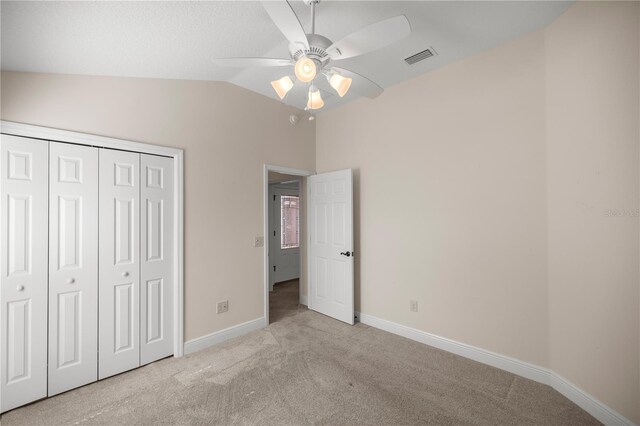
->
xmin=404 ymin=47 xmax=437 ymax=65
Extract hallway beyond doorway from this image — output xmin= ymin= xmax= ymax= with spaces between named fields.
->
xmin=269 ymin=279 xmax=307 ymax=324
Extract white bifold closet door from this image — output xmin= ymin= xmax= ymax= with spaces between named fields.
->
xmin=140 ymin=154 xmax=174 ymax=364
xmin=98 ymin=149 xmax=141 ymax=379
xmin=48 ymin=142 xmax=98 ymax=396
xmin=0 ymin=135 xmax=48 ymax=412
xmin=1 ymin=137 xmax=175 ymax=409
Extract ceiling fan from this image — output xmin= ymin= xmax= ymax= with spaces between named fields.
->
xmin=213 ymin=0 xmax=411 ymax=113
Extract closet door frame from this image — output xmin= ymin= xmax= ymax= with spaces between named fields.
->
xmin=0 ymin=120 xmax=185 ymax=358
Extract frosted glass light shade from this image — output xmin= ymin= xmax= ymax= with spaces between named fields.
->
xmin=270 ymin=76 xmax=294 ymax=99
xmin=307 ymin=87 xmax=324 ymax=110
xmin=329 ymin=73 xmax=352 ymax=97
xmin=294 ymin=57 xmax=316 ymax=83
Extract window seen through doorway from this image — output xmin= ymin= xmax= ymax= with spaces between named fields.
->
xmin=281 ymin=196 xmax=299 ymax=249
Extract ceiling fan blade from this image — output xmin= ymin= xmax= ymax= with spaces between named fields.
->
xmin=261 ymin=0 xmax=309 ymax=50
xmin=212 ymin=57 xmax=292 ymax=67
xmin=328 ymin=15 xmax=411 ymax=61
xmin=331 ymin=67 xmax=383 ymax=99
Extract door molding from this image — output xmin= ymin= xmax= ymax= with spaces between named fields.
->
xmin=263 ymin=164 xmax=313 ymax=327
xmin=0 ymin=120 xmax=185 ymax=357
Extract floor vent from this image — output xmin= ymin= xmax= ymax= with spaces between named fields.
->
xmin=404 ymin=47 xmax=437 ymax=65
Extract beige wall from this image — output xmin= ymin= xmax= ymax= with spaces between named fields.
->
xmin=318 ymin=28 xmax=549 ymax=366
xmin=546 ymin=2 xmax=639 ymax=421
xmin=0 ymin=72 xmax=316 ymax=342
xmin=317 ymin=2 xmax=639 ymax=422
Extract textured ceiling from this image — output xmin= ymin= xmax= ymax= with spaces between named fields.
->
xmin=1 ymin=1 xmax=572 ymax=112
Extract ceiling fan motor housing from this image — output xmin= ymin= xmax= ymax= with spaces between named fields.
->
xmin=290 ymin=34 xmax=333 ymax=68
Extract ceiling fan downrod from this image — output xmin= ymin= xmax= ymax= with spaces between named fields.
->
xmin=309 ymin=0 xmax=318 ymax=35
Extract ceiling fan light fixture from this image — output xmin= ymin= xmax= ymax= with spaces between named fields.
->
xmin=307 ymin=85 xmax=324 ymax=110
xmin=214 ymin=2 xmax=409 ymax=109
xmin=294 ymin=57 xmax=317 ymax=83
xmin=270 ymin=76 xmax=294 ymax=99
xmin=328 ymin=72 xmax=352 ymax=97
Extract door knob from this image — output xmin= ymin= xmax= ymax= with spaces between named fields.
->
xmin=16 ymin=285 xmax=24 ymax=292
xmin=122 ymin=272 xmax=129 ymax=277
xmin=67 ymin=278 xmax=75 ymax=284
xmin=340 ymin=251 xmax=352 ymax=257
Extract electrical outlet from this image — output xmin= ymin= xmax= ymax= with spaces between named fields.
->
xmin=410 ymin=300 xmax=418 ymax=312
xmin=254 ymin=236 xmax=264 ymax=248
xmin=217 ymin=300 xmax=229 ymax=314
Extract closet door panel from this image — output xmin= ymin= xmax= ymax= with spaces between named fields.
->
xmin=140 ymin=154 xmax=173 ymax=364
xmin=48 ymin=142 xmax=98 ymax=396
xmin=0 ymin=135 xmax=48 ymax=413
xmin=99 ymin=149 xmax=140 ymax=379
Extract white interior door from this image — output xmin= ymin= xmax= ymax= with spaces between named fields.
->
xmin=140 ymin=154 xmax=173 ymax=365
xmin=48 ymin=142 xmax=98 ymax=396
xmin=308 ymin=169 xmax=354 ymax=325
xmin=0 ymin=135 xmax=48 ymax=412
xmin=99 ymin=149 xmax=140 ymax=379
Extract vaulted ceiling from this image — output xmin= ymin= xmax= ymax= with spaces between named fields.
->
xmin=1 ymin=1 xmax=572 ymax=111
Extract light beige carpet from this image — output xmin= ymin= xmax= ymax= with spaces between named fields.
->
xmin=1 ymin=282 xmax=598 ymax=425
xmin=269 ymin=279 xmax=307 ymax=323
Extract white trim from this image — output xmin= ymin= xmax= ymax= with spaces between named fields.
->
xmin=173 ymin=150 xmax=185 ymax=357
xmin=267 ymin=164 xmax=314 ymax=177
xmin=548 ymin=373 xmax=635 ymax=426
xmin=183 ymin=317 xmax=265 ymax=355
xmin=357 ymin=312 xmax=549 ymax=382
xmin=356 ymin=312 xmax=636 ymax=426
xmin=307 ymin=180 xmax=312 ymax=312
xmin=1 ymin=120 xmax=186 ymax=358
xmin=263 ymin=164 xmax=313 ymax=327
xmin=0 ymin=121 xmax=181 ymax=157
xmin=300 ymin=294 xmax=308 ymax=306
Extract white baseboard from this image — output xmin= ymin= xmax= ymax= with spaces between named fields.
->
xmin=300 ymin=294 xmax=308 ymax=306
xmin=356 ymin=312 xmax=635 ymax=426
xmin=184 ymin=317 xmax=265 ymax=355
xmin=548 ymin=373 xmax=634 ymax=426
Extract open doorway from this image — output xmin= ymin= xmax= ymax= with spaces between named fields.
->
xmin=263 ymin=165 xmax=313 ymax=325
xmin=269 ymin=177 xmax=303 ymax=323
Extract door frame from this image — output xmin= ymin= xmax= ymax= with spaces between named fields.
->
xmin=0 ymin=120 xmax=186 ymax=357
xmin=263 ymin=164 xmax=313 ymax=326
